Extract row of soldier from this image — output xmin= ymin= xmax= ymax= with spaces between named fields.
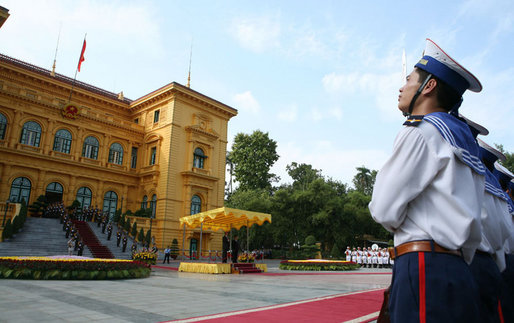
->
xmin=368 ymin=39 xmax=514 ymax=322
xmin=61 ymin=213 xmax=84 ymax=256
xmin=344 ymin=246 xmax=392 ymax=268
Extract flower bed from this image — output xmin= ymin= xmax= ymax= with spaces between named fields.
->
xmin=0 ymin=256 xmax=151 ymax=280
xmin=237 ymin=252 xmax=255 ymax=263
xmin=279 ymin=259 xmax=359 ymax=271
xmin=132 ymin=252 xmax=157 ymax=265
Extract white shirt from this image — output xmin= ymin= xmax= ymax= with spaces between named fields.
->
xmin=369 ymin=121 xmax=484 ymax=264
xmin=478 ymin=190 xmax=511 ymax=271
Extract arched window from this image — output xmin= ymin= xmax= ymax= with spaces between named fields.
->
xmin=103 ymin=191 xmax=118 ymax=220
xmin=46 ymin=182 xmax=63 ymax=193
xmin=108 ymin=143 xmax=123 ymax=165
xmin=9 ymin=177 xmax=31 ymax=203
xmin=190 ymin=195 xmax=201 ymax=215
xmin=53 ymin=129 xmax=72 ymax=154
xmin=45 ymin=182 xmax=64 ymax=203
xmin=82 ymin=136 xmax=99 ymax=159
xmin=141 ymin=195 xmax=148 ymax=209
xmin=0 ymin=113 xmax=7 ymax=140
xmin=20 ymin=121 xmax=41 ymax=147
xmin=76 ymin=187 xmax=92 ymax=209
xmin=149 ymin=194 xmax=157 ymax=217
xmin=193 ymin=148 xmax=206 ymax=169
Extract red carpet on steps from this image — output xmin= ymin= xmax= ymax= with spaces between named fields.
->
xmin=164 ymin=288 xmax=384 ymax=323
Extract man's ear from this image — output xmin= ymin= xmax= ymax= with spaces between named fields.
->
xmin=422 ymin=78 xmax=437 ymax=95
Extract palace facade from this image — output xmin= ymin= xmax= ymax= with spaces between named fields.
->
xmin=0 ymin=53 xmax=237 ymax=251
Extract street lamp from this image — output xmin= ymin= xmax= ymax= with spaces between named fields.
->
xmin=2 ymin=200 xmax=10 ymax=227
xmin=120 ymin=196 xmax=124 ymax=213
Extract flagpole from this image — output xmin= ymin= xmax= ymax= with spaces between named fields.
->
xmin=68 ymin=33 xmax=87 ymax=103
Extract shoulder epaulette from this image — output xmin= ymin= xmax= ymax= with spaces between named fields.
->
xmin=403 ymin=115 xmax=424 ymax=127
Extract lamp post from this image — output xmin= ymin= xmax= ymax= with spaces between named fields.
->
xmin=2 ymin=200 xmax=9 ymax=227
xmin=120 ymin=196 xmax=124 ymax=213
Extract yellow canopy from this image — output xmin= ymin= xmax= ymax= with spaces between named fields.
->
xmin=179 ymin=207 xmax=271 ymax=232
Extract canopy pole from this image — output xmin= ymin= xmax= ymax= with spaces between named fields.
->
xmin=246 ymin=220 xmax=249 ymax=263
xmin=199 ymin=222 xmax=203 ymax=261
xmin=181 ymin=223 xmax=186 ymax=261
xmin=229 ymin=225 xmax=232 ymax=263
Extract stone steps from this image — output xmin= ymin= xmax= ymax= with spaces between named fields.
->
xmin=0 ymin=217 xmax=92 ymax=257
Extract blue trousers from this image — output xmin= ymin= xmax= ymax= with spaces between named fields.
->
xmin=389 ymin=251 xmax=481 ymax=323
xmin=469 ymin=252 xmax=502 ymax=323
xmin=501 ymin=254 xmax=514 ymax=323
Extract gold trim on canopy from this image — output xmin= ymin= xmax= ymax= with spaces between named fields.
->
xmin=179 ymin=207 xmax=271 ymax=232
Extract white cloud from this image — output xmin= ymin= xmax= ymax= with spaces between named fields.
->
xmin=277 ymin=104 xmax=298 ymax=122
xmin=329 ymin=107 xmax=343 ymax=120
xmin=0 ymin=0 xmax=163 ymax=75
xmin=233 ymin=91 xmax=261 ymax=115
xmin=322 ymin=71 xmax=403 ymax=122
xmin=310 ymin=108 xmax=323 ymax=122
xmin=272 ymin=140 xmax=390 ymax=187
xmin=231 ymin=15 xmax=281 ymax=53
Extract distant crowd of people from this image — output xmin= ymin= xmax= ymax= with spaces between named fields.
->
xmin=344 ymin=246 xmax=392 ymax=268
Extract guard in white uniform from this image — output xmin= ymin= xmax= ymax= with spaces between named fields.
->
xmin=356 ymin=247 xmax=363 ymax=265
xmin=361 ymin=246 xmax=368 ymax=266
xmin=495 ymin=165 xmax=514 ymax=323
xmin=345 ymin=246 xmax=352 ymax=262
xmin=370 ymin=39 xmax=484 ymax=323
xmin=367 ymin=247 xmax=373 ymax=268
xmin=351 ymin=248 xmax=357 ymax=263
xmin=468 ymin=137 xmax=512 ymax=323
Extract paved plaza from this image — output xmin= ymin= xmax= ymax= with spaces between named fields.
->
xmin=0 ymin=260 xmax=391 ymax=323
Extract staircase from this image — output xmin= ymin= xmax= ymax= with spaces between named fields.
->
xmin=0 ymin=217 xmax=92 ymax=257
xmin=232 ymin=263 xmax=263 ymax=274
xmin=72 ymin=220 xmax=114 ymax=259
xmin=86 ymin=222 xmax=133 ymax=260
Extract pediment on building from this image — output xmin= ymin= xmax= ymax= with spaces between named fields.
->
xmin=185 ymin=124 xmax=219 ymax=141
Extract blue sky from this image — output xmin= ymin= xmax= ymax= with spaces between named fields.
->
xmin=1 ymin=0 xmax=513 ymax=187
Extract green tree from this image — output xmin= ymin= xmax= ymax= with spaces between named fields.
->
xmin=124 ymin=217 xmax=131 ymax=233
xmin=352 ymin=166 xmax=377 ymax=196
xmin=2 ymin=219 xmax=13 ymax=240
xmin=145 ymin=229 xmax=152 ymax=246
xmin=286 ymin=162 xmax=322 ymax=191
xmin=138 ymin=228 xmax=145 ymax=242
xmin=131 ymin=221 xmax=138 ymax=237
xmin=228 ymin=130 xmax=279 ymax=192
xmin=29 ymin=195 xmax=48 ymax=217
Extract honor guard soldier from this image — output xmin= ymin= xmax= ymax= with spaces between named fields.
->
xmin=345 ymin=246 xmax=351 ymax=262
xmin=77 ymin=239 xmax=84 ymax=256
xmin=116 ymin=231 xmax=122 ymax=247
xmin=494 ymin=162 xmax=514 ymax=322
xmin=370 ymin=39 xmax=485 ymax=322
xmin=467 ymin=137 xmax=512 ymax=322
xmin=122 ymin=235 xmax=128 ymax=252
xmin=107 ymin=223 xmax=113 ymax=240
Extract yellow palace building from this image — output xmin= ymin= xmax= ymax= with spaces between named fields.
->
xmin=0 ymin=53 xmax=237 ymax=252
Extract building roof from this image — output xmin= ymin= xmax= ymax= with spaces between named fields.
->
xmin=0 ymin=53 xmax=133 ymax=104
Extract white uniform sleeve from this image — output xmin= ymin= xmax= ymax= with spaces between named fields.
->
xmin=369 ymin=126 xmax=444 ymax=232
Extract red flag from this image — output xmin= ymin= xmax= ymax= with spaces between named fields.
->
xmin=78 ymin=39 xmax=86 ymax=72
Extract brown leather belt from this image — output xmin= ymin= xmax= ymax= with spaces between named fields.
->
xmin=388 ymin=241 xmax=462 ymax=260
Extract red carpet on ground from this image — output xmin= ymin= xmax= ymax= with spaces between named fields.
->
xmin=165 ymin=288 xmax=384 ymax=323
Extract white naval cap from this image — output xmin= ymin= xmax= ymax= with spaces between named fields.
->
xmin=494 ymin=162 xmax=514 ymax=190
xmin=477 ymin=138 xmax=506 ymax=163
xmin=415 ymin=39 xmax=482 ymax=95
xmin=460 ymin=114 xmax=489 ymax=138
